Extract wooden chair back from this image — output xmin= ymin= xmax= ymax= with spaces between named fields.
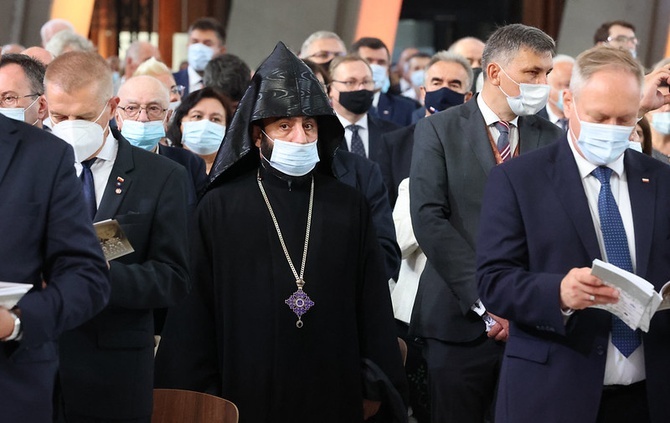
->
xmin=152 ymin=388 xmax=239 ymax=423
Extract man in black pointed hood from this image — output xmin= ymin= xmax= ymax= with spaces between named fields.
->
xmin=155 ymin=42 xmax=407 ymax=423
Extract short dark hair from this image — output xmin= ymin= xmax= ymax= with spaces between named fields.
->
xmin=189 ymin=17 xmax=227 ymax=46
xmin=166 ymin=86 xmax=234 ymax=148
xmin=593 ymin=21 xmax=635 ymax=44
xmin=351 ymin=37 xmax=390 ymax=60
xmin=0 ymin=53 xmax=46 ymax=95
xmin=481 ymin=24 xmax=555 ymax=73
xmin=203 ymin=54 xmax=251 ymax=102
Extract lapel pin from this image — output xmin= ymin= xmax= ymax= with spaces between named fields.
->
xmin=115 ymin=176 xmax=124 ymax=194
xmin=642 ymin=178 xmax=650 ymax=183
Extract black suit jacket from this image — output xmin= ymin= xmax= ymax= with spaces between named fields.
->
xmin=371 ymin=92 xmax=421 ymax=127
xmin=339 ymin=114 xmax=399 ymax=164
xmin=409 ymin=96 xmax=563 ymax=343
xmin=378 ymin=124 xmax=416 ymax=208
xmin=332 ymin=149 xmax=400 ymax=280
xmin=0 ymin=116 xmax=110 ymax=422
xmin=159 ymin=144 xmax=208 ymax=200
xmin=58 ymin=133 xmax=190 ymax=420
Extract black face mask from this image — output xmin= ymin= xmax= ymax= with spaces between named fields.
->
xmin=424 ymin=87 xmax=466 ymax=114
xmin=338 ymin=89 xmax=374 ymax=115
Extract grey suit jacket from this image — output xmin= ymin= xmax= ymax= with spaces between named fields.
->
xmin=409 ymin=95 xmax=563 ymax=342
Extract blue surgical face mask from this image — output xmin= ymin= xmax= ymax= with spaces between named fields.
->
xmin=555 ymin=89 xmax=565 ymax=112
xmin=188 ymin=43 xmax=215 ymax=72
xmin=263 ymin=131 xmax=320 ymax=176
xmin=410 ymin=69 xmax=425 ymax=88
xmin=498 ymin=65 xmax=550 ymax=116
xmin=121 ymin=119 xmax=165 ymax=151
xmin=628 ymin=141 xmax=643 ymax=153
xmin=572 ymin=105 xmax=634 ymax=166
xmin=0 ymin=95 xmax=40 ymax=124
xmin=369 ymin=64 xmax=390 ymax=93
xmin=182 ymin=119 xmax=225 ymax=155
xmin=651 ymin=112 xmax=670 ymax=135
xmin=424 ymin=87 xmax=466 ymax=114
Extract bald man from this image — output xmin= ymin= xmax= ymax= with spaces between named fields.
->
xmin=21 ymin=46 xmax=54 ymax=66
xmin=122 ymin=41 xmax=160 ymax=83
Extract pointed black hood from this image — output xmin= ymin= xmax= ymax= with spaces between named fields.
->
xmin=207 ymin=42 xmax=343 ymax=189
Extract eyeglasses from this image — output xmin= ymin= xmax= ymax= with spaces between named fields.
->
xmin=307 ymin=51 xmax=345 ymax=61
xmin=170 ymin=85 xmax=186 ymax=96
xmin=0 ymin=93 xmax=40 ymax=108
xmin=331 ymin=79 xmax=375 ymax=90
xmin=607 ymin=35 xmax=638 ymax=45
xmin=118 ymin=104 xmax=167 ymax=120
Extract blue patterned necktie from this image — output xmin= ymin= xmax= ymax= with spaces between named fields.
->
xmin=494 ymin=121 xmax=511 ymax=162
xmin=81 ymin=158 xmax=97 ymax=220
xmin=346 ymin=124 xmax=366 ymax=157
xmin=592 ymin=166 xmax=641 ymax=357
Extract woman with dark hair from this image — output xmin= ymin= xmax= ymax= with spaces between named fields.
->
xmin=167 ymin=87 xmax=234 ymax=173
xmin=634 ymin=115 xmax=653 ymax=156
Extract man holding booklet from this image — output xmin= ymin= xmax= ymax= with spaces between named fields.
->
xmin=476 ymin=46 xmax=670 ymax=423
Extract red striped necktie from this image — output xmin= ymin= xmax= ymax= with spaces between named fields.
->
xmin=494 ymin=121 xmax=511 ymax=162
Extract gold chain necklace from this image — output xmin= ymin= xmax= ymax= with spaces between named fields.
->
xmin=257 ymin=169 xmax=315 ymax=328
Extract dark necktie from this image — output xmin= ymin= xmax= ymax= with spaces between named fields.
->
xmin=81 ymin=158 xmax=97 ymax=220
xmin=346 ymin=124 xmax=366 ymax=157
xmin=558 ymin=118 xmax=569 ymax=132
xmin=494 ymin=121 xmax=511 ymax=162
xmin=592 ymin=166 xmax=641 ymax=357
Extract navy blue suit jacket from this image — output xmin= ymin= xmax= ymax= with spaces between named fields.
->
xmin=0 ymin=115 xmax=110 ymax=421
xmin=173 ymin=68 xmax=190 ymax=97
xmin=477 ymin=138 xmax=670 ymax=423
xmin=159 ymin=144 xmax=208 ymax=200
xmin=378 ymin=123 xmax=416 ymax=208
xmin=339 ymin=114 xmax=399 ymax=164
xmin=370 ymin=92 xmax=421 ymax=127
xmin=333 ymin=149 xmax=400 ymax=280
xmin=58 ymin=133 xmax=190 ymax=420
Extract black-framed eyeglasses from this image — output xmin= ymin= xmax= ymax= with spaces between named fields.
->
xmin=170 ymin=85 xmax=186 ymax=96
xmin=118 ymin=104 xmax=167 ymax=120
xmin=0 ymin=93 xmax=40 ymax=108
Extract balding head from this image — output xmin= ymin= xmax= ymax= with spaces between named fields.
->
xmin=40 ymin=18 xmax=75 ymax=47
xmin=448 ymin=37 xmax=485 ymax=68
xmin=124 ymin=41 xmax=160 ymax=79
xmin=2 ymin=44 xmax=25 ymax=55
xmin=21 ymin=47 xmax=54 ymax=66
xmin=118 ymin=75 xmax=169 ymax=107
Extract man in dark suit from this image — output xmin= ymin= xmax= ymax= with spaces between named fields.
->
xmin=0 ymin=53 xmax=49 ymax=128
xmin=379 ymin=51 xmax=473 ymax=208
xmin=0 ymin=114 xmax=110 ymax=421
xmin=46 ymin=51 xmax=190 ymax=423
xmin=173 ymin=17 xmax=226 ymax=97
xmin=328 ymin=55 xmax=399 ymax=163
xmin=477 ymin=47 xmax=670 ymax=423
xmin=409 ymin=24 xmax=563 ymax=423
xmin=352 ymin=37 xmax=421 ymax=127
xmin=115 ymin=75 xmax=207 ymax=201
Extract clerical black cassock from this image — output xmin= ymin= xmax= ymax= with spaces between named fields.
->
xmin=155 ymin=42 xmax=407 ymax=423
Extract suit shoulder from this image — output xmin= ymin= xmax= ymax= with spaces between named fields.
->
xmin=132 ymin=144 xmax=188 ymax=175
xmin=369 ymin=115 xmax=400 ymax=132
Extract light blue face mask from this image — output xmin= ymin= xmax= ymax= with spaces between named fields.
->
xmin=555 ymin=89 xmax=565 ymax=112
xmin=0 ymin=95 xmax=40 ymax=124
xmin=651 ymin=112 xmax=670 ymax=135
xmin=262 ymin=131 xmax=320 ymax=177
xmin=369 ymin=64 xmax=390 ymax=93
xmin=628 ymin=141 xmax=643 ymax=153
xmin=182 ymin=120 xmax=225 ymax=155
xmin=188 ymin=43 xmax=215 ymax=72
xmin=572 ymin=105 xmax=635 ymax=166
xmin=121 ymin=120 xmax=165 ymax=151
xmin=410 ymin=69 xmax=425 ymax=88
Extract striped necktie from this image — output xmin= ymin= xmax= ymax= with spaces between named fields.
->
xmin=494 ymin=121 xmax=511 ymax=162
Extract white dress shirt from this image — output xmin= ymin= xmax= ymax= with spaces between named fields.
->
xmin=75 ymin=132 xmax=118 ymax=208
xmin=187 ymin=66 xmax=204 ymax=95
xmin=477 ymin=94 xmax=520 ymax=155
xmin=336 ymin=113 xmax=370 ymax=158
xmin=567 ymin=135 xmax=645 ymax=386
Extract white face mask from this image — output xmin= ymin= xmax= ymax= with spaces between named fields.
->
xmin=0 ymin=96 xmax=40 ymax=124
xmin=651 ymin=112 xmax=670 ymax=135
xmin=51 ymin=103 xmax=109 ymax=163
xmin=182 ymin=119 xmax=225 ymax=155
xmin=263 ymin=131 xmax=320 ymax=176
xmin=628 ymin=141 xmax=643 ymax=153
xmin=572 ymin=105 xmax=635 ymax=166
xmin=188 ymin=43 xmax=215 ymax=72
xmin=498 ymin=65 xmax=550 ymax=116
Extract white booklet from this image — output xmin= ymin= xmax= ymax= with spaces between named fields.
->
xmin=589 ymin=259 xmax=670 ymax=332
xmin=0 ymin=282 xmax=32 ymax=309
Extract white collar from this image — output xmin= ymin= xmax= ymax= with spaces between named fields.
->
xmin=477 ymin=93 xmax=520 ymax=127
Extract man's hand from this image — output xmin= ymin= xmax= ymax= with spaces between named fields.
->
xmin=560 ymin=267 xmax=619 ymax=310
xmin=640 ymin=66 xmax=670 ymax=115
xmin=487 ymin=312 xmax=509 ymax=342
xmin=363 ymin=399 xmax=381 ymax=420
xmin=0 ymin=307 xmax=15 ymax=339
